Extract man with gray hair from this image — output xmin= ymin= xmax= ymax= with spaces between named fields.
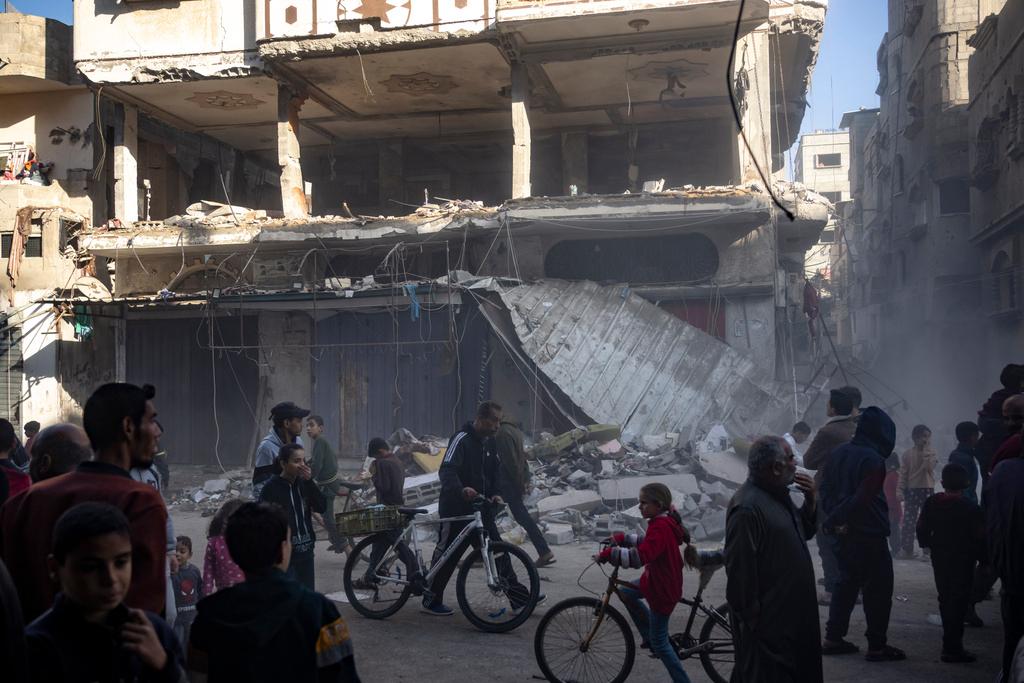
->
xmin=725 ymin=435 xmax=822 ymax=683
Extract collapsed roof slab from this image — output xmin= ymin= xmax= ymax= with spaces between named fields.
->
xmin=487 ymin=278 xmax=793 ymax=441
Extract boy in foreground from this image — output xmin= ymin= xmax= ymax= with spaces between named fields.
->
xmin=25 ymin=502 xmax=185 ymax=683
xmin=188 ymin=502 xmax=360 ymax=682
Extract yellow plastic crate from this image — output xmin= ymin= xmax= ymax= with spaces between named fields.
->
xmin=336 ymin=505 xmax=405 ymax=536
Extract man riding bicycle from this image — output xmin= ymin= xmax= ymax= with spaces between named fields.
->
xmin=422 ymin=400 xmax=532 ymax=616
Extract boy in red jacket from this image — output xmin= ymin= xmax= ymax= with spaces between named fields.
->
xmin=599 ymin=483 xmax=691 ymax=682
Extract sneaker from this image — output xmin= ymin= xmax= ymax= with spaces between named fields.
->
xmin=512 ymin=594 xmax=546 ymax=616
xmin=964 ymin=607 xmax=984 ymax=628
xmin=941 ymin=650 xmax=977 ymax=664
xmin=420 ymin=600 xmax=454 ymax=616
xmin=536 ymin=552 xmax=556 ymax=568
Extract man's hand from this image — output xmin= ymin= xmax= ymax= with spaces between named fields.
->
xmin=168 ymin=554 xmax=179 ymax=574
xmin=683 ymin=544 xmax=699 ymax=569
xmin=121 ymin=609 xmax=168 ymax=672
xmin=461 ymin=486 xmax=479 ymax=501
xmin=298 ymin=462 xmax=312 ymax=481
xmin=793 ymin=472 xmax=815 ymax=505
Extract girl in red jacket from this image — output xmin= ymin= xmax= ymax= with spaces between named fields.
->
xmin=598 ymin=483 xmax=691 ymax=682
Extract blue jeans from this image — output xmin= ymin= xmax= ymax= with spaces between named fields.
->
xmin=620 ymin=584 xmax=691 ymax=683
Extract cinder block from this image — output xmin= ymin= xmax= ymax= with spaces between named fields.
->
xmin=543 ymin=523 xmax=574 ymax=545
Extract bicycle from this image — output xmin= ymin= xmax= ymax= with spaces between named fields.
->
xmin=341 ymin=496 xmax=541 ymax=633
xmin=533 ymin=545 xmax=734 ymax=683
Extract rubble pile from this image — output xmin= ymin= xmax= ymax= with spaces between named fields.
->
xmin=167 ymin=469 xmax=252 ymax=515
xmin=522 ymin=424 xmax=746 ymax=546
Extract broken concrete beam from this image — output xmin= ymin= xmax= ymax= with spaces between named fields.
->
xmin=530 ymin=424 xmax=622 ymax=461
xmin=597 ymin=474 xmax=699 ymax=504
xmin=543 ymin=522 xmax=575 ymax=545
xmin=697 ymin=450 xmax=748 ymax=486
xmin=537 ymin=489 xmax=603 ymax=515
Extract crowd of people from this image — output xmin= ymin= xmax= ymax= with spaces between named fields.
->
xmin=0 ymin=365 xmax=1022 ymax=682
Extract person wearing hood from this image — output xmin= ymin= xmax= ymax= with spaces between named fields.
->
xmin=424 ymin=400 xmax=530 ymax=617
xmin=189 ymin=502 xmax=360 ymax=683
xmin=724 ymin=435 xmax=822 ymax=683
xmin=252 ymin=402 xmax=308 ymax=499
xmin=598 ymin=483 xmax=690 ymax=682
xmin=820 ymin=406 xmax=906 ymax=662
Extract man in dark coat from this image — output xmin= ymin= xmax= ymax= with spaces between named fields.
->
xmin=725 ymin=435 xmax=821 ymax=683
xmin=496 ymin=419 xmax=554 ymax=567
xmin=820 ymin=406 xmax=906 ymax=662
xmin=976 ymin=364 xmax=1022 ymax=482
xmin=984 ymin=436 xmax=1024 ymax=679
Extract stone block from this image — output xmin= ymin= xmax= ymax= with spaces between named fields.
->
xmin=543 ymin=523 xmax=575 ymax=545
xmin=597 ymin=439 xmax=624 ymax=457
xmin=203 ymin=478 xmax=230 ymax=493
xmin=597 ymin=474 xmax=699 ymax=503
xmin=701 ymin=509 xmax=728 ymax=539
xmin=537 ymin=489 xmax=603 ymax=515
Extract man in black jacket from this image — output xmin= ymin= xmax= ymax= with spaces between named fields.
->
xmin=423 ymin=401 xmax=528 ymax=616
xmin=820 ymin=406 xmax=906 ymax=662
xmin=258 ymin=444 xmax=326 ymax=591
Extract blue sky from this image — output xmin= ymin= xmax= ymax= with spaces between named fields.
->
xmin=7 ymin=0 xmax=886 ymax=136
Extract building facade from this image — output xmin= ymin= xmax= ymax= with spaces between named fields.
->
xmin=968 ymin=0 xmax=1024 ymax=374
xmin=2 ymin=1 xmax=832 ymax=466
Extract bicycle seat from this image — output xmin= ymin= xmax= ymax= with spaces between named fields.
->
xmin=398 ymin=507 xmax=429 ymax=516
xmin=337 ymin=481 xmax=366 ymax=491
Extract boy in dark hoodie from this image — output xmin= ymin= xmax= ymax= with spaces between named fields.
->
xmin=257 ymin=443 xmax=326 ymax=591
xmin=25 ymin=502 xmax=185 ymax=683
xmin=916 ymin=463 xmax=986 ymax=663
xmin=821 ymin=406 xmax=906 ymax=662
xmin=189 ymin=502 xmax=360 ymax=683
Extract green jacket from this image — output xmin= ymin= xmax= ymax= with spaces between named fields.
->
xmin=309 ymin=437 xmax=341 ymax=495
xmin=496 ymin=421 xmax=530 ymax=497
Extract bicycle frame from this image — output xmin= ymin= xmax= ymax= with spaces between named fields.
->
xmin=579 ymin=565 xmax=729 ymax=658
xmin=362 ymin=507 xmax=501 ymax=592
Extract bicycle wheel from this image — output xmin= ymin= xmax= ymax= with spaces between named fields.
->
xmin=455 ymin=540 xmax=539 ymax=633
xmin=698 ymin=602 xmax=735 ymax=683
xmin=534 ymin=597 xmax=635 ymax=683
xmin=342 ymin=533 xmax=414 ymax=619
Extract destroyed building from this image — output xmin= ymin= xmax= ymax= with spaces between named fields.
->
xmin=0 ymin=0 xmax=831 ymax=469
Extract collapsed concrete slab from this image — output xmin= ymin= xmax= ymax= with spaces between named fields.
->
xmin=493 ymin=280 xmax=794 ymax=444
xmin=537 ymin=489 xmax=603 ymax=515
xmin=597 ymin=474 xmax=699 ymax=503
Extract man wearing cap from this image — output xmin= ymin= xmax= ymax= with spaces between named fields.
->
xmin=252 ymin=401 xmax=308 ymax=498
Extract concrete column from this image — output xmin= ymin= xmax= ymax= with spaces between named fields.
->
xmin=378 ymin=141 xmax=405 ymax=212
xmin=277 ymin=83 xmax=308 ymax=218
xmin=511 ymin=62 xmax=532 ymax=199
xmin=732 ymin=29 xmax=771 ymax=185
xmin=113 ymin=103 xmax=139 ymax=222
xmin=561 ymin=132 xmax=588 ymax=195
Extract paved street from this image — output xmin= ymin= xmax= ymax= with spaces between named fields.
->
xmin=173 ymin=508 xmax=1005 ymax=682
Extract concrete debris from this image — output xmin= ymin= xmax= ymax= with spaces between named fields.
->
xmin=537 ymin=490 xmax=603 ymax=515
xmin=542 ymin=523 xmax=575 ymax=546
xmin=598 ymin=474 xmax=699 ymax=504
xmin=202 ymin=478 xmax=230 ymax=493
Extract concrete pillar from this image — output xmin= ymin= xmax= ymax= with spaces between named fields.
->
xmin=277 ymin=84 xmax=308 ymax=218
xmin=258 ymin=311 xmax=312 ymax=411
xmin=561 ymin=132 xmax=588 ymax=195
xmin=378 ymin=141 xmax=404 ymax=212
xmin=732 ymin=29 xmax=771 ymax=185
xmin=511 ymin=62 xmax=532 ymax=199
xmin=113 ymin=103 xmax=139 ymax=222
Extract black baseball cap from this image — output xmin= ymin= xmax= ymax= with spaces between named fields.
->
xmin=269 ymin=401 xmax=310 ymax=420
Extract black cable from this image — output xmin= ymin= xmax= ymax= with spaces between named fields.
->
xmin=727 ymin=0 xmax=796 ymax=222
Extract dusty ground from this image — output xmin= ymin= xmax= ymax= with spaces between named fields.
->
xmin=171 ymin=503 xmax=1005 ymax=683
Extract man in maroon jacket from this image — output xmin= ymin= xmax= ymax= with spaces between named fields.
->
xmin=0 ymin=383 xmax=168 ymax=621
